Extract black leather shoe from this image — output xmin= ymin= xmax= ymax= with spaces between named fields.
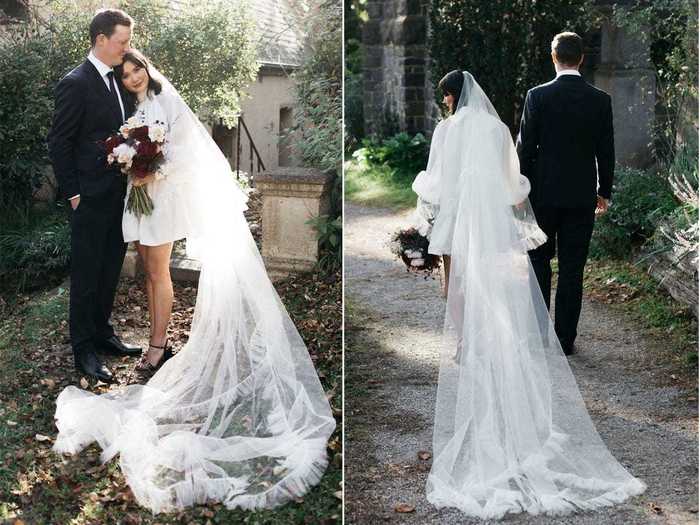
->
xmin=75 ymin=349 xmax=115 ymax=383
xmin=562 ymin=343 xmax=576 ymax=356
xmin=96 ymin=335 xmax=142 ymax=356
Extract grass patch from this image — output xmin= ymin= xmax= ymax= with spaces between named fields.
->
xmin=0 ymin=272 xmax=341 ymax=524
xmin=344 ymin=160 xmax=417 ymax=210
xmin=583 ymin=258 xmax=698 ymax=371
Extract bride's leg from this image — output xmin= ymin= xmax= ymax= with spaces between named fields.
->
xmin=143 ymin=242 xmax=174 ymax=365
xmin=442 ymin=255 xmax=451 ymax=297
xmin=134 ymin=241 xmax=155 ymax=340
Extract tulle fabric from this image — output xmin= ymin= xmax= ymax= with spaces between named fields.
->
xmin=53 ymin=75 xmax=336 ymax=513
xmin=421 ymin=72 xmax=646 ymax=519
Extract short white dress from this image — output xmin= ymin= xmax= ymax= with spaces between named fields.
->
xmin=122 ymin=93 xmax=198 ymax=246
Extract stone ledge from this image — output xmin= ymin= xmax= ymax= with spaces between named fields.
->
xmin=254 ymin=168 xmax=334 ymax=186
xmin=170 ymin=255 xmax=201 ymax=283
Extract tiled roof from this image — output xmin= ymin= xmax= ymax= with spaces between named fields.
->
xmin=249 ymin=0 xmax=305 ymax=68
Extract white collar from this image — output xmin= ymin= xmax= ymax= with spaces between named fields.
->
xmin=88 ymin=51 xmax=114 ymax=78
xmin=556 ymin=69 xmax=581 ymax=78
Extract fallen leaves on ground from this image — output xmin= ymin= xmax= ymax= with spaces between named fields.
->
xmin=0 ymin=262 xmax=341 ymax=523
xmin=394 ymin=503 xmax=416 ymax=513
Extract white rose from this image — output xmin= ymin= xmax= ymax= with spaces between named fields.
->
xmin=148 ymin=124 xmax=166 ymax=143
xmin=107 ymin=153 xmax=115 ymax=164
xmin=119 ymin=124 xmax=130 ymax=138
xmin=113 ymin=144 xmax=136 ymax=165
xmin=126 ymin=116 xmax=138 ymax=127
xmin=404 ymin=249 xmax=422 ymax=259
xmin=410 ymin=258 xmax=425 ymax=267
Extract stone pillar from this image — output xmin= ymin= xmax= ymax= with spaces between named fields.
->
xmin=594 ymin=8 xmax=655 ymax=168
xmin=363 ymin=0 xmax=431 ymax=137
xmin=254 ymin=168 xmax=334 ymax=280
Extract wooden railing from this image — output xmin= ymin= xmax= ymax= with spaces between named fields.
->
xmin=236 ymin=115 xmax=265 ymax=175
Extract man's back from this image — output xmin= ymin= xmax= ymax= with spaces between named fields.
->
xmin=516 ymin=74 xmax=614 ymax=208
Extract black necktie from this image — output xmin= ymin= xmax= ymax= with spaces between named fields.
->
xmin=106 ymin=71 xmax=124 ymax=121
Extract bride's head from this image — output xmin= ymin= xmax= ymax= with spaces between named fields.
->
xmin=438 ymin=70 xmax=464 ymax=115
xmin=117 ymin=49 xmax=162 ymax=100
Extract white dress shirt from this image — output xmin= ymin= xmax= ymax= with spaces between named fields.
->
xmin=69 ymin=52 xmax=127 ymax=202
xmin=556 ymin=68 xmax=581 ymax=78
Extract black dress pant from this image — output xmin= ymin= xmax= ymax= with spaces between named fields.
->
xmin=528 ymin=206 xmax=596 ymax=350
xmin=69 ymin=179 xmax=127 ymax=355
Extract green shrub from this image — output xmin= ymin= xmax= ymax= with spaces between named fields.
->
xmin=590 ymin=166 xmax=678 ymax=259
xmin=290 ymin=1 xmax=342 ymax=274
xmin=0 ymin=205 xmax=71 ymax=295
xmin=0 ymin=0 xmax=258 ymax=212
xmin=429 ymin=0 xmax=597 ymax=131
xmin=356 ymin=132 xmax=428 ymax=183
xmin=344 ymin=131 xmax=427 ymax=209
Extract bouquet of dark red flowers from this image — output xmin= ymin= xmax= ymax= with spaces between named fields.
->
xmin=389 ymin=227 xmax=441 ymax=276
xmin=103 ymin=116 xmax=166 ymax=217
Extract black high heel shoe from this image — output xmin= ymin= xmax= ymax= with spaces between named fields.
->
xmin=135 ymin=339 xmax=172 ymax=375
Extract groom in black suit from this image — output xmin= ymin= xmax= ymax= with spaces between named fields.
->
xmin=516 ymin=32 xmax=614 ymax=355
xmin=48 ymin=9 xmax=141 ymax=382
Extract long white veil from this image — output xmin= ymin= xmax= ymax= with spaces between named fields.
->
xmin=53 ymin=75 xmax=336 ymax=513
xmin=422 ymin=72 xmax=646 ymax=518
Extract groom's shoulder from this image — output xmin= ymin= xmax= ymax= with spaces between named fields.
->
xmin=57 ymin=61 xmax=90 ymax=88
xmin=587 ymin=82 xmax=612 ymax=102
xmin=527 ymin=79 xmax=557 ymax=98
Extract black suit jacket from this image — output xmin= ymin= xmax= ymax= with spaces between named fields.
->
xmin=48 ymin=60 xmax=135 ymax=199
xmin=516 ymin=74 xmax=614 ymax=208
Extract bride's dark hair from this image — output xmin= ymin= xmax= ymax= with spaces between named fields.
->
xmin=116 ymin=49 xmax=163 ymax=99
xmin=438 ymin=70 xmax=464 ymax=114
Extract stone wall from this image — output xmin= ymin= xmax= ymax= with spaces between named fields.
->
xmin=594 ymin=6 xmax=656 ymax=168
xmin=362 ymin=0 xmax=434 ymax=137
xmin=361 ymin=1 xmax=656 ymax=168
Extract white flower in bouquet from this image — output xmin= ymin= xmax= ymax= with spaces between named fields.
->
xmin=410 ymin=258 xmax=425 ymax=267
xmin=119 ymin=117 xmax=140 ymax=138
xmin=113 ymin=143 xmax=136 ymax=167
xmin=404 ymin=249 xmax=423 ymax=259
xmin=148 ymin=124 xmax=166 ymax=143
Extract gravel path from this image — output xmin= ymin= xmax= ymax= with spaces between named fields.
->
xmin=344 ymin=202 xmax=698 ymax=525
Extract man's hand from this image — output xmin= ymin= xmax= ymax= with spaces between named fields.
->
xmin=595 ymin=195 xmax=609 ymax=216
xmin=69 ymin=196 xmax=80 ymax=210
xmin=132 ymin=173 xmax=156 ymax=187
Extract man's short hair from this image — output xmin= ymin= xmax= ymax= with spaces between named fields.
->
xmin=551 ymin=32 xmax=584 ymax=67
xmin=89 ymin=9 xmax=133 ymax=47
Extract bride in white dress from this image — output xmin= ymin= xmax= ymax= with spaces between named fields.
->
xmin=413 ymin=70 xmax=645 ymax=519
xmin=53 ymin=50 xmax=336 ymax=513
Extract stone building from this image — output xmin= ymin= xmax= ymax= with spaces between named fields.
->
xmin=0 ymin=0 xmax=304 ymax=175
xmin=361 ymin=0 xmax=657 ymax=167
xmin=213 ymin=0 xmax=305 ymax=175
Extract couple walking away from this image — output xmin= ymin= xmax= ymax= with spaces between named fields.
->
xmin=412 ymin=32 xmax=646 ymax=519
xmin=47 ymin=8 xmax=334 ymax=513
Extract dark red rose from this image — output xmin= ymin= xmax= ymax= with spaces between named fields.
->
xmin=129 ymin=125 xmax=149 ymax=142
xmin=130 ymin=157 xmax=151 ymax=179
xmin=104 ymin=134 xmax=125 ymax=155
xmin=136 ymin=140 xmax=160 ymax=158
